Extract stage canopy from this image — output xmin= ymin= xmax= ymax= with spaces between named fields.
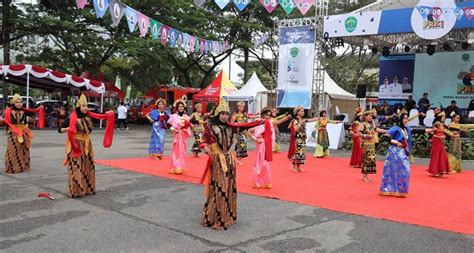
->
xmin=321 ymin=71 xmax=357 ymax=100
xmin=193 ymin=70 xmax=238 ymax=103
xmin=0 ymin=64 xmax=105 ymax=93
xmin=223 ymin=72 xmax=268 ymax=101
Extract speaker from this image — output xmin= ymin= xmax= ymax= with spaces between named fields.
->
xmin=356 ymin=85 xmax=367 ymax=98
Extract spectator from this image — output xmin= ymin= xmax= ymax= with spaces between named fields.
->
xmin=444 ymin=100 xmax=460 ymax=119
xmin=418 ymin=93 xmax=431 ymax=126
xmin=117 ymin=102 xmax=129 ymax=130
xmin=405 ymin=95 xmax=416 ymax=111
xmin=402 ymin=77 xmax=412 ymax=93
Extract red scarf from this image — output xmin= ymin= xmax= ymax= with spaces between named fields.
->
xmin=263 ymin=119 xmax=273 ymax=162
xmin=67 ymin=110 xmax=115 ymax=157
xmin=287 ymin=125 xmax=296 ymax=159
xmin=3 ymin=106 xmax=45 ymax=136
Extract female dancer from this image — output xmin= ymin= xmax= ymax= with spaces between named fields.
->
xmin=426 ymin=111 xmax=450 ymax=177
xmin=147 ymin=99 xmax=169 ymax=159
xmin=446 ymin=114 xmax=474 ymax=173
xmin=3 ymin=94 xmax=45 ymax=173
xmin=350 ymin=111 xmax=364 ymax=168
xmin=313 ymin=110 xmax=341 ymax=158
xmin=359 ymin=110 xmax=387 ymax=182
xmin=231 ymin=101 xmax=252 ymax=164
xmin=288 ymin=106 xmax=319 ymax=172
xmin=167 ymin=97 xmax=191 ymax=174
xmin=251 ymin=107 xmax=291 ymax=189
xmin=380 ymin=113 xmax=412 ymax=197
xmin=58 ymin=94 xmax=115 ymax=197
xmin=190 ymin=103 xmax=208 ymax=157
xmin=271 ymin=108 xmax=288 ymax=153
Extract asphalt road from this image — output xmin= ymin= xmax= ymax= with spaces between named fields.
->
xmin=1 ymin=125 xmax=473 ymax=252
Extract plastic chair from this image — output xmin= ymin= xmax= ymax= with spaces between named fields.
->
xmin=424 ymin=109 xmax=435 ymax=127
xmin=407 ymin=109 xmax=419 ymax=127
xmin=469 ymin=111 xmax=474 ymax=119
xmin=444 ymin=118 xmax=452 ymax=126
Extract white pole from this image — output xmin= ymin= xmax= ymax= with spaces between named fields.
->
xmin=228 ymin=54 xmax=232 ymax=79
xmin=100 ymin=92 xmax=104 ymax=129
xmin=26 ymin=71 xmax=30 ymax=108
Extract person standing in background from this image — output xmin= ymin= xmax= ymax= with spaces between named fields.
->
xmin=404 ymin=95 xmax=416 ymax=112
xmin=417 ymin=93 xmax=430 ymax=126
xmin=444 ymin=100 xmax=460 ymax=119
xmin=117 ymin=102 xmax=129 ymax=130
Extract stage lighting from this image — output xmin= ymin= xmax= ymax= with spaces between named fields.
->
xmin=382 ymin=47 xmax=390 ymax=57
xmin=427 ymin=45 xmax=436 ymax=55
xmin=461 ymin=42 xmax=470 ymax=50
xmin=335 ymin=38 xmax=344 ymax=47
xmin=404 ymin=45 xmax=411 ymax=53
xmin=443 ymin=43 xmax=452 ymax=51
xmin=371 ymin=47 xmax=378 ymax=55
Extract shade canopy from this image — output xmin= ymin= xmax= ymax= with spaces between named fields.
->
xmin=223 ymin=72 xmax=268 ymax=101
xmin=193 ymin=70 xmax=238 ymax=103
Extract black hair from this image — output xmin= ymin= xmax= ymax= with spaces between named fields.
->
xmin=398 ymin=113 xmax=409 ymax=129
xmin=261 ymin=108 xmax=272 ymax=117
xmin=120 ymin=102 xmax=124 ymax=105
xmin=319 ymin=110 xmax=326 ymax=117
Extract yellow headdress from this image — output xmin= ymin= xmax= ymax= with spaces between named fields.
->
xmin=75 ymin=94 xmax=88 ymax=108
xmin=214 ymin=99 xmax=230 ymax=116
xmin=173 ymin=95 xmax=187 ymax=108
xmin=363 ymin=110 xmax=373 ymax=116
xmin=194 ymin=102 xmax=202 ymax=109
xmin=371 ymin=108 xmax=378 ymax=115
xmin=10 ymin=94 xmax=22 ymax=104
xmin=155 ymin=98 xmax=166 ymax=106
xmin=293 ymin=106 xmax=304 ymax=116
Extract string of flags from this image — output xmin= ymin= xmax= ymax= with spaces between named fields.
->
xmin=197 ymin=0 xmax=318 ymax=15
xmin=75 ymin=0 xmax=231 ymax=55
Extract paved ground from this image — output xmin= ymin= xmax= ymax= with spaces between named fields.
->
xmin=1 ymin=125 xmax=473 ymax=252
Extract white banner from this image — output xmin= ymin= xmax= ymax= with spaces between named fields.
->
xmin=277 ymin=26 xmax=315 ymax=109
xmin=323 ymin=11 xmax=382 ymax=38
xmin=306 ymin=122 xmax=345 ymax=149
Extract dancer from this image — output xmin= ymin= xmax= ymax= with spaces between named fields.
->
xmin=349 ymin=112 xmax=364 ymax=168
xmin=271 ymin=108 xmax=288 ymax=153
xmin=380 ymin=113 xmax=412 ymax=197
xmin=167 ymin=96 xmax=191 ymax=174
xmin=313 ymin=110 xmax=342 ymax=158
xmin=200 ymin=100 xmax=264 ymax=230
xmin=287 ymin=106 xmax=319 ymax=172
xmin=58 ymin=94 xmax=115 ymax=197
xmin=147 ymin=99 xmax=169 ymax=159
xmin=3 ymin=94 xmax=45 ymax=174
xmin=359 ymin=110 xmax=387 ymax=182
xmin=190 ymin=103 xmax=208 ymax=157
xmin=251 ymin=107 xmax=291 ymax=189
xmin=231 ymin=101 xmax=253 ymax=165
xmin=426 ymin=111 xmax=450 ymax=177
xmin=446 ymin=114 xmax=474 ymax=173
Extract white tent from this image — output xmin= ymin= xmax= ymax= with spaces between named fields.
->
xmin=319 ymin=71 xmax=357 ymax=100
xmin=223 ymin=72 xmax=269 ymax=113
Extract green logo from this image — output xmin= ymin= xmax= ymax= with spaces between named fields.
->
xmin=462 ymin=53 xmax=470 ymax=61
xmin=290 ymin=47 xmax=299 ymax=58
xmin=345 ymin=17 xmax=358 ymax=33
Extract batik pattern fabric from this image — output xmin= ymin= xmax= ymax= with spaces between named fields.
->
xmin=191 ymin=112 xmax=206 ymax=153
xmin=168 ymin=113 xmax=191 ymax=174
xmin=4 ymin=109 xmax=33 ymax=174
xmin=201 ymin=123 xmax=238 ymax=230
xmin=447 ymin=123 xmax=474 ymax=173
xmin=313 ymin=118 xmax=331 ymax=157
xmin=234 ymin=113 xmax=248 ymax=158
xmin=428 ymin=127 xmax=450 ymax=175
xmin=380 ymin=126 xmax=411 ymax=197
xmin=292 ymin=118 xmax=307 ymax=165
xmin=147 ymin=109 xmax=169 ymax=157
xmin=63 ymin=115 xmax=96 ymax=198
xmin=361 ymin=122 xmax=377 ymax=175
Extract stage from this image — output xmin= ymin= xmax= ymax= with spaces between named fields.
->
xmin=97 ymin=151 xmax=474 ymax=235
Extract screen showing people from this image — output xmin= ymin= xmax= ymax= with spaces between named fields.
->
xmin=379 ymin=75 xmax=412 ymax=98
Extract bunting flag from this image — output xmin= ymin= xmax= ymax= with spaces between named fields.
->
xmin=454 ymin=7 xmax=464 ymax=20
xmin=109 ymin=0 xmax=125 ymax=27
xmin=169 ymin=29 xmax=178 ymax=48
xmin=176 ymin=32 xmax=184 ymax=49
xmin=233 ymin=0 xmax=251 ymax=11
xmin=125 ymin=7 xmax=138 ymax=33
xmin=294 ymin=0 xmax=314 ymax=15
xmin=93 ymin=0 xmax=110 ymax=18
xmin=150 ymin=19 xmax=162 ymax=40
xmin=160 ymin=25 xmax=171 ymax=46
xmin=464 ymin=7 xmax=474 ymax=20
xmin=138 ymin=12 xmax=150 ymax=37
xmin=261 ymin=0 xmax=279 ymax=13
xmin=442 ymin=7 xmax=454 ymax=19
xmin=76 ymin=0 xmax=88 ymax=9
xmin=416 ymin=6 xmax=431 ymax=20
xmin=200 ymin=39 xmax=206 ymax=54
xmin=279 ymin=0 xmax=295 ymax=14
xmin=215 ymin=0 xmax=231 ymax=10
xmin=194 ymin=0 xmax=206 ymax=7
xmin=189 ymin=36 xmax=196 ymax=53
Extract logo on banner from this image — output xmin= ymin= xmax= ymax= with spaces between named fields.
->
xmin=290 ymin=47 xmax=299 ymax=58
xmin=344 ymin=16 xmax=357 ymax=33
xmin=204 ymin=87 xmax=218 ymax=95
xmin=411 ymin=0 xmax=456 ymax=40
xmin=462 ymin=53 xmax=470 ymax=61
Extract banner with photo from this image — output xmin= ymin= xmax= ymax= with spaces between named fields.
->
xmin=378 ymin=55 xmax=415 ymax=102
xmin=413 ymin=51 xmax=474 ymax=109
xmin=276 ymin=26 xmax=314 ymax=109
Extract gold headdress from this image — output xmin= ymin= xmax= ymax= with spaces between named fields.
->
xmin=155 ymin=98 xmax=166 ymax=106
xmin=173 ymin=95 xmax=187 ymax=108
xmin=371 ymin=108 xmax=378 ymax=115
xmin=194 ymin=102 xmax=202 ymax=109
xmin=10 ymin=94 xmax=22 ymax=104
xmin=75 ymin=94 xmax=88 ymax=108
xmin=293 ymin=106 xmax=304 ymax=115
xmin=363 ymin=110 xmax=373 ymax=115
xmin=214 ymin=99 xmax=230 ymax=116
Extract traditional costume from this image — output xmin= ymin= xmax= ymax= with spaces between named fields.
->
xmin=313 ymin=116 xmax=339 ymax=158
xmin=167 ymin=97 xmax=191 ymax=174
xmin=360 ymin=111 xmax=379 ymax=177
xmin=59 ymin=94 xmax=115 ymax=197
xmin=190 ymin=103 xmax=208 ymax=156
xmin=446 ymin=122 xmax=474 ymax=173
xmin=3 ymin=94 xmax=45 ymax=174
xmin=147 ymin=99 xmax=169 ymax=159
xmin=349 ymin=117 xmax=363 ymax=168
xmin=233 ymin=101 xmax=249 ymax=159
xmin=200 ymin=100 xmax=263 ymax=230
xmin=427 ymin=114 xmax=450 ymax=176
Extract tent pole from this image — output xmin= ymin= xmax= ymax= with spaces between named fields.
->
xmin=26 ymin=70 xmax=30 ymax=109
xmin=99 ymin=92 xmax=104 ymax=129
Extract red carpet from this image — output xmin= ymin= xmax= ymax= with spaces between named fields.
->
xmin=97 ymin=152 xmax=474 ymax=235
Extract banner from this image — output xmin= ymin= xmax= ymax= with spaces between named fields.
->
xmin=324 ymin=11 xmax=382 ymax=38
xmin=233 ymin=0 xmax=251 ymax=11
xmin=279 ymin=0 xmax=295 ymax=14
xmin=138 ymin=12 xmax=150 ymax=37
xmin=276 ymin=26 xmax=315 ymax=109
xmin=413 ymin=51 xmax=474 ymax=109
xmin=294 ymin=0 xmax=315 ymax=15
xmin=150 ymin=19 xmax=162 ymax=40
xmin=194 ymin=0 xmax=206 ymax=7
xmin=93 ymin=0 xmax=109 ymax=18
xmin=109 ymin=0 xmax=125 ymax=27
xmin=160 ymin=25 xmax=170 ymax=46
xmin=76 ymin=0 xmax=87 ymax=9
xmin=215 ymin=0 xmax=231 ymax=9
xmin=125 ymin=7 xmax=138 ymax=33
xmin=378 ymin=55 xmax=415 ymax=101
xmin=261 ymin=0 xmax=279 ymax=14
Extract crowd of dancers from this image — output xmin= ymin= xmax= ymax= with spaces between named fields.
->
xmin=3 ymin=94 xmax=473 ymax=231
